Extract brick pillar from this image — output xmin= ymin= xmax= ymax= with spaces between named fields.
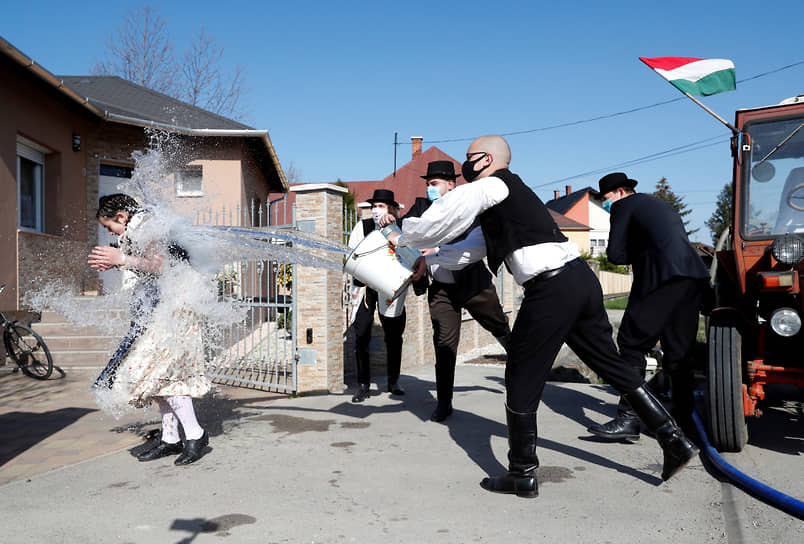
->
xmin=291 ymin=183 xmax=348 ymax=393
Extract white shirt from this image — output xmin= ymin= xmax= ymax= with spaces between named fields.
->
xmin=398 ymin=175 xmax=580 ymax=285
xmin=425 ymin=226 xmax=487 ymax=283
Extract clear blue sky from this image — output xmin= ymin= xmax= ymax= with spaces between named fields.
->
xmin=3 ymin=0 xmax=803 ymax=243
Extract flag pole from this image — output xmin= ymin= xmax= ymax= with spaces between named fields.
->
xmin=681 ymin=92 xmax=739 ymax=135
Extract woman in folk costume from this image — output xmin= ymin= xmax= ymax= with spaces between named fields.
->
xmin=89 ymin=193 xmax=210 ymax=466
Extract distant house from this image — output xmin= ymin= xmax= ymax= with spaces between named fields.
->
xmin=546 ymin=186 xmax=610 ymax=256
xmin=0 ymin=36 xmax=286 ymax=307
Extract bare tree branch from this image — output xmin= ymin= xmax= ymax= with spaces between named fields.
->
xmin=91 ymin=3 xmax=176 ymax=95
xmin=91 ymin=3 xmax=249 ymax=120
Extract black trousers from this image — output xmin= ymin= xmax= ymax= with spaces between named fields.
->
xmin=617 ymin=277 xmax=703 ymax=375
xmin=506 ymin=261 xmax=643 ymax=413
xmin=353 ymin=288 xmax=405 ymax=386
xmin=428 ymin=282 xmax=510 ymax=406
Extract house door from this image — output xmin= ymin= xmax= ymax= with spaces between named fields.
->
xmin=97 ymin=165 xmax=133 ymax=294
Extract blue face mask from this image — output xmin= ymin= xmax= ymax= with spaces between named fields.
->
xmin=602 ymin=199 xmax=613 ymax=212
xmin=427 ymin=186 xmax=442 ymax=202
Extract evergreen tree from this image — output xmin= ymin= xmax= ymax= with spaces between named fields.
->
xmin=653 ymin=177 xmax=698 ymax=236
xmin=705 ymin=182 xmax=733 ymax=245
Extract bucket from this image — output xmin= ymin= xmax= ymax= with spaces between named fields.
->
xmin=344 ymin=225 xmax=421 ymax=301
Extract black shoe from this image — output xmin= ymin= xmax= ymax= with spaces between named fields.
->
xmin=624 ymin=385 xmax=699 ymax=480
xmin=388 ymin=382 xmax=405 ymax=395
xmin=352 ymin=383 xmax=370 ymax=403
xmin=430 ymin=404 xmax=453 ymax=422
xmin=480 ymin=471 xmax=538 ymax=498
xmin=586 ymin=415 xmax=641 ymax=441
xmin=174 ymin=431 xmax=209 ymax=466
xmin=587 ymin=396 xmax=641 ymax=441
xmin=137 ymin=441 xmax=183 ymax=462
xmin=480 ymin=406 xmax=539 ymax=498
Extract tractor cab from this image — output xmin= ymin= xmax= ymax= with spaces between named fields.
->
xmin=707 ymin=95 xmax=804 ymax=451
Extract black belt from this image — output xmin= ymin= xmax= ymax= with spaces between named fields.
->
xmin=523 ymin=257 xmax=582 ymax=290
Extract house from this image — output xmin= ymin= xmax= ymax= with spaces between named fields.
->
xmin=0 ymin=36 xmax=286 ymax=308
xmin=546 ymin=185 xmax=610 ymax=256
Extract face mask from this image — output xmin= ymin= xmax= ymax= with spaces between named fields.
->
xmin=461 ymin=153 xmax=487 ymax=182
xmin=602 ymin=199 xmax=613 ymax=213
xmin=426 ymin=186 xmax=442 ymax=201
xmin=371 ymin=207 xmax=385 ymax=225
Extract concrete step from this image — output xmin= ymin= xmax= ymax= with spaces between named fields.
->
xmin=49 ymin=350 xmax=111 ymax=367
xmin=41 ymin=336 xmax=119 ymax=351
xmin=32 ymin=322 xmax=126 ymax=338
xmin=39 ymin=309 xmax=126 ymax=324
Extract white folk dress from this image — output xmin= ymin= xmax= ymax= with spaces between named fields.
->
xmin=94 ymin=211 xmax=211 ymax=412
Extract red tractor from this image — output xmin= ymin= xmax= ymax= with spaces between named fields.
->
xmin=707 ymin=94 xmax=804 ymax=452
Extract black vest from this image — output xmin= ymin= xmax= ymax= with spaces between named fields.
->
xmin=478 ymin=169 xmax=567 ymax=272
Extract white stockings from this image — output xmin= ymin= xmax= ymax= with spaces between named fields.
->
xmin=157 ymin=395 xmax=204 ymax=443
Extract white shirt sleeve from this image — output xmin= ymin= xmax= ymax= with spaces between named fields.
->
xmin=426 ymin=226 xmax=487 ymax=270
xmin=398 ymin=176 xmax=509 ymax=249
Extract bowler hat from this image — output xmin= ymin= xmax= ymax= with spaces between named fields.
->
xmin=421 ymin=160 xmax=460 ymax=180
xmin=594 ymin=172 xmax=638 ymax=197
xmin=366 ymin=189 xmax=399 ymax=207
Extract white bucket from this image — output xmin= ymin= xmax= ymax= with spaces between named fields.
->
xmin=344 ymin=226 xmax=420 ymax=301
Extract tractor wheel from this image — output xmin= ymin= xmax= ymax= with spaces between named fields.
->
xmin=706 ymin=325 xmax=748 ymax=452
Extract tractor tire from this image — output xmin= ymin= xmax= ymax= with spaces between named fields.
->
xmin=706 ymin=325 xmax=748 ymax=452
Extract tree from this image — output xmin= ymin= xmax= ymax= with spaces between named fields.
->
xmin=652 ymin=177 xmax=698 ymax=236
xmin=91 ymin=4 xmax=176 ymax=94
xmin=705 ymin=182 xmax=733 ymax=245
xmin=92 ymin=3 xmax=248 ymax=119
xmin=179 ymin=26 xmax=247 ymax=119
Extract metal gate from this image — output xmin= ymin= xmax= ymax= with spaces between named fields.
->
xmin=200 ymin=199 xmax=298 ymax=392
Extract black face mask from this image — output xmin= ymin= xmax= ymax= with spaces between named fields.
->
xmin=461 ymin=153 xmax=487 ymax=182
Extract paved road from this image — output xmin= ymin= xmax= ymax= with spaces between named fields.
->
xmin=0 ymin=362 xmax=801 ymax=543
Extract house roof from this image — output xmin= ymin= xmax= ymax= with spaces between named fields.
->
xmin=59 ymin=76 xmax=252 ymax=130
xmin=549 ymin=210 xmax=590 ymax=231
xmin=545 ymin=186 xmax=597 ymax=215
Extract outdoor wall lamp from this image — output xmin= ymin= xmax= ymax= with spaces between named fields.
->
xmin=72 ymin=133 xmax=81 ymax=152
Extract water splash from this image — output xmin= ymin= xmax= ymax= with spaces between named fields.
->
xmin=22 ymin=129 xmax=348 ymax=418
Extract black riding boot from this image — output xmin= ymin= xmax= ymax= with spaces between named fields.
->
xmin=669 ymin=368 xmax=696 ymax=434
xmin=586 ymin=396 xmax=641 ymax=441
xmin=624 ymin=385 xmax=699 ymax=481
xmin=431 ymin=348 xmax=456 ymax=422
xmin=480 ymin=406 xmax=539 ymax=498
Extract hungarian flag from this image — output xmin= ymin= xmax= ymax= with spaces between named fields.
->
xmin=639 ymin=56 xmax=736 ymax=96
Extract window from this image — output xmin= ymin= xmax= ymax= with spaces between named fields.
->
xmin=175 ymin=165 xmax=203 ymax=197
xmin=17 ymin=140 xmax=46 ymax=232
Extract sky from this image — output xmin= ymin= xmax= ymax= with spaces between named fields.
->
xmin=3 ymin=0 xmax=803 ymax=243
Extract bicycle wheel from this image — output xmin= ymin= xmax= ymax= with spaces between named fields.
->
xmin=4 ymin=323 xmax=54 ymax=380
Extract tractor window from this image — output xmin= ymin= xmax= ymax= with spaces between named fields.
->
xmin=743 ymin=116 xmax=804 ymax=239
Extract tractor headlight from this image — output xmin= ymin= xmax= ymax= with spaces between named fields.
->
xmin=771 ymin=234 xmax=804 ymax=265
xmin=770 ymin=307 xmax=801 ymax=337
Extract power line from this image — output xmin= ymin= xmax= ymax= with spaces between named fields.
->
xmin=400 ymin=58 xmax=804 ymax=146
xmin=532 ymin=135 xmax=730 ymax=188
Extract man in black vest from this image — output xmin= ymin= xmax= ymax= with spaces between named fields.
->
xmin=401 ymin=160 xmax=511 ymax=423
xmin=586 ymin=173 xmax=710 ymax=440
xmin=387 ymin=135 xmax=698 ymax=498
xmin=347 ymin=189 xmax=408 ymax=403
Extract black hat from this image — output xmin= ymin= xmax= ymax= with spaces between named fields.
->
xmin=366 ymin=189 xmax=399 ymax=207
xmin=421 ymin=160 xmax=460 ymax=180
xmin=594 ymin=172 xmax=638 ymax=197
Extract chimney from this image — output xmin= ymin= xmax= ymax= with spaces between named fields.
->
xmin=565 ymin=185 xmax=572 ymax=196
xmin=553 ymin=190 xmax=560 ymax=200
xmin=411 ymin=136 xmax=422 ymax=159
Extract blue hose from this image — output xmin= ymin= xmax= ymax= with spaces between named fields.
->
xmin=691 ymin=405 xmax=804 ymax=520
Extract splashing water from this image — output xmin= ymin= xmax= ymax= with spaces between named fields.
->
xmin=23 ymin=130 xmax=350 ymax=418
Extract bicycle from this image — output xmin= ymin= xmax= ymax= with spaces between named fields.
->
xmin=0 ymin=284 xmax=53 ymax=379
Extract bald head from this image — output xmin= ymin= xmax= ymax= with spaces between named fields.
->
xmin=465 ymin=135 xmax=511 ymax=181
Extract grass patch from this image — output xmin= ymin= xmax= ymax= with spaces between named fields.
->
xmin=604 ymin=296 xmax=629 ymax=310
